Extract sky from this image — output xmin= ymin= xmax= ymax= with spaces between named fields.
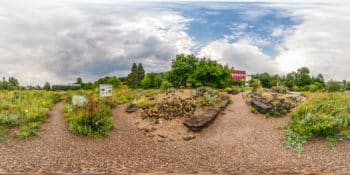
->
xmin=0 ymin=0 xmax=349 ymax=85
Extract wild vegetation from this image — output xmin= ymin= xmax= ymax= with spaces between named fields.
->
xmin=64 ymin=91 xmax=114 ymax=137
xmin=0 ymin=91 xmax=62 ymax=139
xmin=284 ymin=92 xmax=350 ymax=156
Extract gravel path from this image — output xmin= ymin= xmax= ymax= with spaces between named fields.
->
xmin=1 ymin=95 xmax=350 ymax=174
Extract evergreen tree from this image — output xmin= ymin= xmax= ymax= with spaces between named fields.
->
xmin=76 ymin=77 xmax=83 ymax=85
xmin=137 ymin=63 xmax=145 ymax=87
xmin=126 ymin=63 xmax=139 ymax=88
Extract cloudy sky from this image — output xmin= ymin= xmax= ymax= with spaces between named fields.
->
xmin=0 ymin=0 xmax=349 ymax=85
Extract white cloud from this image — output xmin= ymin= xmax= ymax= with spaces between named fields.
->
xmin=0 ymin=2 xmax=194 ymax=85
xmin=198 ymin=39 xmax=280 ymax=74
xmin=274 ymin=4 xmax=350 ymax=80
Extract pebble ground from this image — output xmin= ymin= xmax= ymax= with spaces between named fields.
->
xmin=1 ymin=94 xmax=350 ymax=174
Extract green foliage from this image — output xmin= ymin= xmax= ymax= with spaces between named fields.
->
xmin=141 ymin=74 xmax=152 ymax=89
xmin=326 ymin=81 xmax=343 ymax=92
xmin=43 ymin=82 xmax=51 ymax=91
xmin=250 ymin=67 xmax=326 ymax=92
xmin=0 ymin=91 xmax=62 ymax=139
xmin=160 ymin=80 xmax=173 ymax=90
xmin=94 ymin=76 xmax=121 ymax=88
xmin=166 ymin=54 xmax=198 ymax=87
xmin=346 ymin=81 xmax=350 ymax=90
xmin=309 ymin=82 xmax=323 ymax=92
xmin=127 ymin=63 xmax=145 ymax=88
xmin=285 ymin=93 xmax=350 ymax=155
xmin=0 ymin=77 xmax=20 ymax=90
xmin=250 ymin=79 xmax=262 ymax=93
xmin=166 ymin=54 xmax=231 ymax=88
xmin=64 ymin=93 xmax=114 ymax=137
xmin=251 ymin=107 xmax=258 ymax=114
xmin=141 ymin=73 xmax=165 ymax=89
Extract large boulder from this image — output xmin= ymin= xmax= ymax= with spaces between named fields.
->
xmin=251 ymin=99 xmax=272 ymax=114
xmin=183 ymin=109 xmax=219 ymax=132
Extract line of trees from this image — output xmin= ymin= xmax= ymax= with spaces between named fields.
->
xmin=2 ymin=54 xmax=350 ymax=92
xmin=0 ymin=77 xmax=20 ymax=90
xmin=250 ymin=67 xmax=350 ymax=92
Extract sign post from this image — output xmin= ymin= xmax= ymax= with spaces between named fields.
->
xmin=99 ymin=84 xmax=113 ymax=98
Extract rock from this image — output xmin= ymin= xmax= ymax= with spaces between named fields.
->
xmin=126 ymin=105 xmax=138 ymax=113
xmin=219 ymin=100 xmax=229 ymax=109
xmin=157 ymin=138 xmax=166 ymax=142
xmin=157 ymin=133 xmax=167 ymax=138
xmin=144 ymin=126 xmax=156 ymax=132
xmin=251 ymin=99 xmax=272 ymax=114
xmin=183 ymin=135 xmax=196 ymax=141
xmin=183 ymin=109 xmax=219 ymax=132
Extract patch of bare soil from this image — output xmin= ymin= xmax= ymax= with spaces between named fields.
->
xmin=1 ymin=95 xmax=350 ymax=174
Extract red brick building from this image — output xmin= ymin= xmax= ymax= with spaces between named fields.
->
xmin=232 ymin=70 xmax=246 ymax=81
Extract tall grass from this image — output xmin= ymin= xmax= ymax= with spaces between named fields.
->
xmin=0 ymin=91 xmax=62 ymax=139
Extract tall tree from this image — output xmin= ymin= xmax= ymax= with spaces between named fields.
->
xmin=137 ymin=63 xmax=145 ymax=87
xmin=126 ymin=63 xmax=139 ymax=88
xmin=76 ymin=77 xmax=83 ymax=85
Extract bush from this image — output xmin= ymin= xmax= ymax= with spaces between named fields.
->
xmin=65 ymin=93 xmax=114 ymax=137
xmin=326 ymin=81 xmax=343 ymax=92
xmin=250 ymin=79 xmax=262 ymax=93
xmin=67 ymin=109 xmax=114 ymax=137
xmin=309 ymin=82 xmax=323 ymax=92
xmin=285 ymin=93 xmax=350 ymax=155
xmin=160 ymin=80 xmax=173 ymax=90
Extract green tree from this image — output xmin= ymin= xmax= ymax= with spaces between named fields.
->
xmin=141 ymin=74 xmax=152 ymax=89
xmin=160 ymin=80 xmax=173 ymax=90
xmin=43 ymin=82 xmax=51 ymax=91
xmin=95 ymin=76 xmax=121 ymax=88
xmin=326 ymin=81 xmax=342 ymax=92
xmin=126 ymin=63 xmax=138 ymax=88
xmin=166 ymin=54 xmax=198 ymax=87
xmin=187 ymin=58 xmax=231 ymax=88
xmin=137 ymin=63 xmax=145 ymax=87
xmin=295 ymin=67 xmax=312 ymax=87
xmin=76 ymin=77 xmax=83 ymax=85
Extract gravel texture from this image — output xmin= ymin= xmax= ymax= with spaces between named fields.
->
xmin=1 ymin=94 xmax=350 ymax=174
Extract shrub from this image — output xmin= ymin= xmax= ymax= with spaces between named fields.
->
xmin=285 ymin=93 xmax=350 ymax=155
xmin=67 ymin=109 xmax=114 ymax=137
xmin=250 ymin=79 xmax=262 ymax=93
xmin=160 ymin=80 xmax=173 ymax=90
xmin=309 ymin=82 xmax=324 ymax=92
xmin=65 ymin=93 xmax=114 ymax=137
xmin=326 ymin=81 xmax=343 ymax=92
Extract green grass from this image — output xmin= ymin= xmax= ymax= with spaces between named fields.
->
xmin=0 ymin=91 xmax=63 ymax=139
xmin=284 ymin=92 xmax=350 ymax=155
xmin=64 ymin=92 xmax=114 ymax=138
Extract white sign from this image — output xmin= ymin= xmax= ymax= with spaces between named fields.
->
xmin=100 ymin=84 xmax=113 ymax=98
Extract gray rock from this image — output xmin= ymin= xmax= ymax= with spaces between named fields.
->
xmin=219 ymin=100 xmax=229 ymax=109
xmin=251 ymin=99 xmax=272 ymax=114
xmin=183 ymin=109 xmax=219 ymax=132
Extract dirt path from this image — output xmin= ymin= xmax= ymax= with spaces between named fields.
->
xmin=1 ymin=96 xmax=350 ymax=174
